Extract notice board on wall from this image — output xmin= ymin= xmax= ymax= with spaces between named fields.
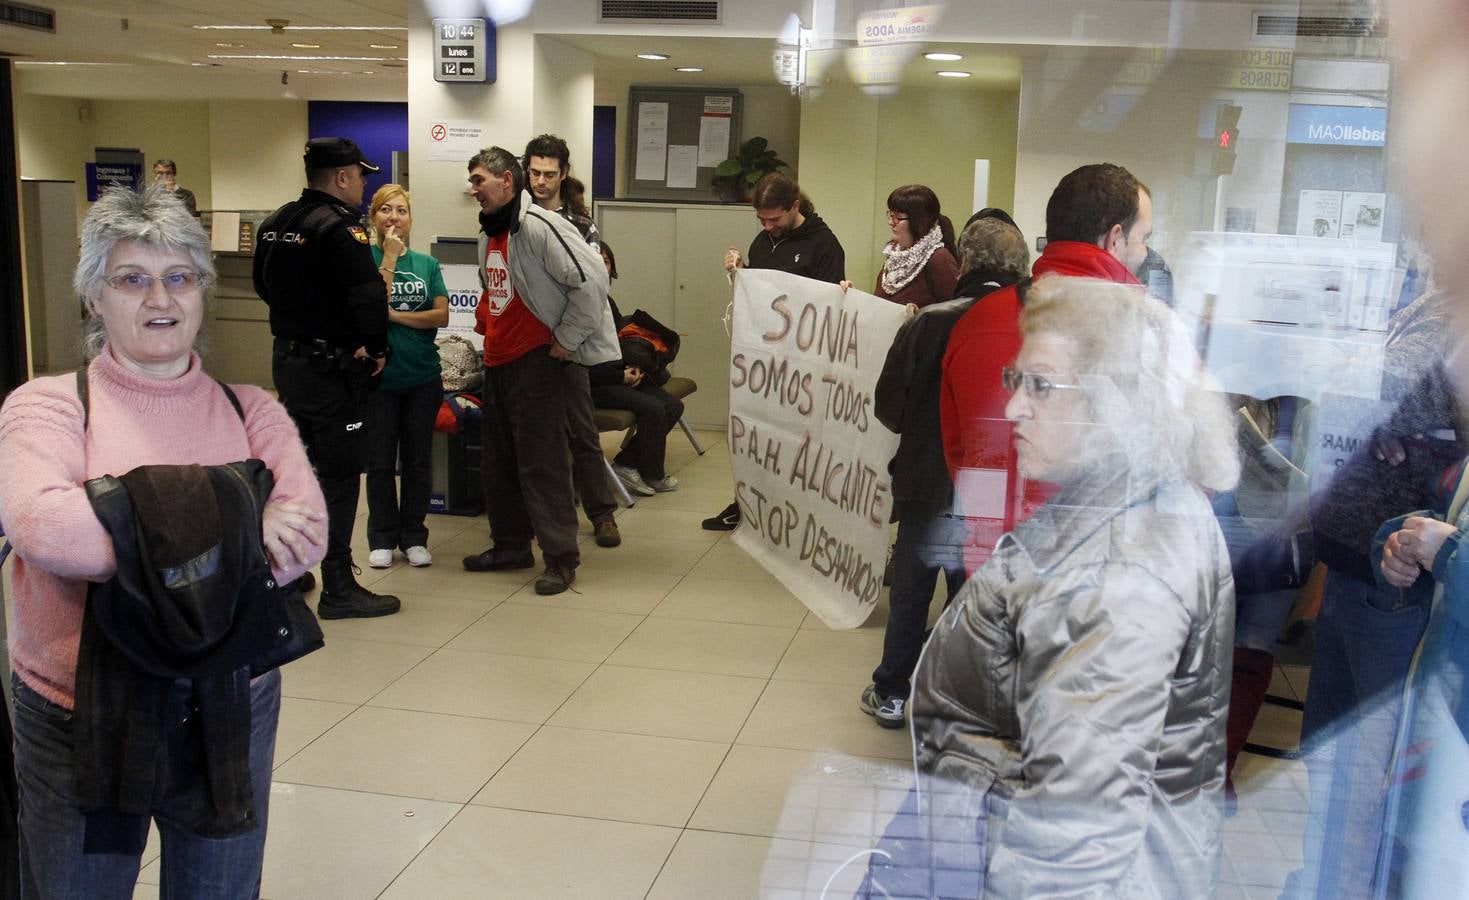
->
xmin=625 ymin=86 xmax=742 ymax=201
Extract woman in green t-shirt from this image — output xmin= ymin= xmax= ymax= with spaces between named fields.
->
xmin=365 ymin=184 xmax=449 ymax=569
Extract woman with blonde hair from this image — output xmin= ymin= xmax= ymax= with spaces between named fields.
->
xmin=364 ymin=184 xmax=449 ymax=568
xmin=859 ymin=276 xmax=1239 ymax=898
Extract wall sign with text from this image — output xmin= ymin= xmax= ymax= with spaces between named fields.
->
xmin=432 ymin=17 xmax=494 ymax=84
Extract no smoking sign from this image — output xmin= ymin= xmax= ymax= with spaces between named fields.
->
xmin=430 ymin=123 xmax=448 ymax=142
xmin=425 ymin=120 xmax=484 ymax=162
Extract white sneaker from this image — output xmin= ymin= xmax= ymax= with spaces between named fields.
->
xmin=405 ymin=545 xmax=433 ymax=567
xmin=611 ymin=463 xmax=655 ymax=496
xmin=367 ymin=548 xmax=394 ymax=568
xmin=647 ymin=475 xmax=679 ymax=493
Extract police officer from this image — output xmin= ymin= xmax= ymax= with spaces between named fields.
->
xmin=254 ymin=136 xmax=401 ymax=619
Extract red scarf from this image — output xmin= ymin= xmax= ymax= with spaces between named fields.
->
xmin=1030 ymin=241 xmax=1141 ymax=284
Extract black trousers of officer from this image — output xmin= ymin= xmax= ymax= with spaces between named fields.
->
xmin=272 ymin=350 xmax=371 ymax=566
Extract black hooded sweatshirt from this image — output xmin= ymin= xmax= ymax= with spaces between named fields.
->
xmin=745 ymin=212 xmax=846 ymax=284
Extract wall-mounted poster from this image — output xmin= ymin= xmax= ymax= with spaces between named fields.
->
xmin=1296 ymin=190 xmax=1343 ymax=238
xmin=1340 ymin=191 xmax=1387 ymax=242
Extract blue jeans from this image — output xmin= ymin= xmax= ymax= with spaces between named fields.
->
xmin=872 ymin=512 xmax=969 ymax=701
xmin=12 ymin=669 xmax=281 ymax=900
xmin=1290 ymin=570 xmax=1427 ymax=899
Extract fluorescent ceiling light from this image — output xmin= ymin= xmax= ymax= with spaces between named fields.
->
xmin=16 ymin=61 xmax=131 ymax=66
xmin=207 ymin=54 xmax=407 ymax=61
xmin=214 ymin=41 xmax=243 ymax=48
xmin=925 ymin=52 xmax=963 ymax=61
xmin=290 ymin=42 xmax=321 ymax=49
xmin=936 ymin=70 xmax=971 ymax=78
xmin=192 ymin=25 xmax=407 ymax=31
xmin=636 ymin=53 xmax=669 ymax=60
xmin=369 ymin=44 xmax=399 ymax=49
xmin=675 ymin=66 xmax=703 ymax=73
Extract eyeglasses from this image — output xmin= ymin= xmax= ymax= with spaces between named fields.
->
xmin=886 ymin=212 xmax=908 ymax=224
xmin=102 ymin=270 xmax=205 ymax=295
xmin=1002 ymin=366 xmax=1082 ymax=400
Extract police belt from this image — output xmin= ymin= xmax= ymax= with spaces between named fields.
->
xmin=272 ymin=337 xmax=350 ymax=360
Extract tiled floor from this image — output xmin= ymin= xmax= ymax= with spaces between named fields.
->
xmin=1 ymin=427 xmax=1312 ymax=898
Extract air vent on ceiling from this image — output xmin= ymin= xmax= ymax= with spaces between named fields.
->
xmin=599 ymin=1 xmax=720 ymax=25
xmin=1254 ymin=14 xmax=1385 ymax=39
xmin=0 ymin=1 xmax=55 ymax=33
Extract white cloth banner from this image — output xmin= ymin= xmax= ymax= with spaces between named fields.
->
xmin=728 ymin=269 xmax=906 ymax=629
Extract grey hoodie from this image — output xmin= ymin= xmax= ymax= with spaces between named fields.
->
xmin=476 ymin=190 xmax=618 ymax=366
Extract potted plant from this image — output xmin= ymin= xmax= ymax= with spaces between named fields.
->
xmin=711 ymin=137 xmax=789 ymax=202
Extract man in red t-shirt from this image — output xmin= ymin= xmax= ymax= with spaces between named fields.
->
xmin=940 ymin=163 xmax=1151 ymax=572
xmin=460 ymin=147 xmax=619 ymax=595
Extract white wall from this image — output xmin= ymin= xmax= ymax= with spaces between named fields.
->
xmin=207 ymin=100 xmax=309 ymax=211
xmin=533 ymin=36 xmax=596 ymax=193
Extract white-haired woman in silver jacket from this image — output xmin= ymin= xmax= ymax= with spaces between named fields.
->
xmin=859 ymin=276 xmax=1240 ymax=899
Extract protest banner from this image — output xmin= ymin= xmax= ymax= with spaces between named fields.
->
xmin=728 ymin=269 xmax=907 ymax=629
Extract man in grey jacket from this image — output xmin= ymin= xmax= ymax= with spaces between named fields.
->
xmin=461 ymin=146 xmax=619 ymax=594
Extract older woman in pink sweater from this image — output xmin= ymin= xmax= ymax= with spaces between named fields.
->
xmin=0 ymin=185 xmax=325 ymax=898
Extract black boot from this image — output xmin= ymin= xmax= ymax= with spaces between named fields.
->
xmin=318 ymin=559 xmax=401 ymax=619
xmin=292 ymin=571 xmax=316 ymax=594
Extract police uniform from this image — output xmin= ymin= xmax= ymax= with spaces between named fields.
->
xmin=253 ymin=136 xmax=399 ymax=618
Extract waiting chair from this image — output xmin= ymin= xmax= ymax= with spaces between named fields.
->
xmin=593 ymin=376 xmax=705 ymax=507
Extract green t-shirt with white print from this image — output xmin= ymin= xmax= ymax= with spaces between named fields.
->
xmin=372 ymin=246 xmax=448 ymax=392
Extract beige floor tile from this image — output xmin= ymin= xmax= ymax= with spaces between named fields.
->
xmin=656 ymin=464 xmax=737 ymax=491
xmin=578 ymin=534 xmax=714 ymax=576
xmin=612 ymin=506 xmax=726 ymax=544
xmin=802 ymin=594 xmax=893 ymax=633
xmin=550 ymin=665 xmax=766 ymax=742
xmin=367 ymin=559 xmax=533 ymax=603
xmin=429 ymin=527 xmax=509 ymax=557
xmin=258 ymin=783 xmax=460 ymax=900
xmin=279 ymin=638 xmax=432 ymax=705
xmin=608 ymin=616 xmax=795 ymax=678
xmin=369 ymin=648 xmax=595 ymax=723
xmin=273 ymin=696 xmax=356 ymax=768
xmin=1269 ymin=666 xmax=1297 ymax=702
xmin=689 ymin=538 xmax=780 ymax=582
xmin=1249 ymin=703 xmax=1303 ymax=751
xmin=317 ymin=593 xmax=493 ymax=648
xmin=652 ymin=576 xmax=809 ymax=627
xmin=1280 ymin=665 xmax=1311 ymax=702
xmin=378 ymin=806 xmax=678 ymax=900
xmin=647 ymin=830 xmax=871 ymax=900
xmin=472 ymin=725 xmax=727 ymax=827
xmin=423 ymin=512 xmax=478 ymax=543
xmin=689 ymin=745 xmax=913 ymax=847
xmin=639 ymin=484 xmax=740 ymax=514
xmin=738 ymin=680 xmax=914 ymax=760
xmin=274 ymin=706 xmax=535 ymax=802
xmin=773 ymin=630 xmax=886 ymax=686
xmin=446 ymin=603 xmax=644 ymax=663
xmin=503 ymin=568 xmax=681 ymax=615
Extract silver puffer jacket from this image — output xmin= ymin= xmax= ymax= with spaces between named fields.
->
xmin=909 ymin=469 xmax=1234 ymax=899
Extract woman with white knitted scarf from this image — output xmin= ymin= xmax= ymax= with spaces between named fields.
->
xmin=873 ymin=184 xmax=959 ymax=308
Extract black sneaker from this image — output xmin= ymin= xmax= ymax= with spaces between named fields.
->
xmin=702 ymin=501 xmax=741 ymax=531
xmin=535 ymin=563 xmax=576 ymax=595
xmin=860 ymin=684 xmax=906 ymax=729
xmin=462 ymin=547 xmax=536 ymax=572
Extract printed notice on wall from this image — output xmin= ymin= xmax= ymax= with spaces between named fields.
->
xmin=634 ymin=102 xmax=669 ymax=181
xmin=666 ymin=145 xmax=698 ymax=188
xmin=698 ymin=116 xmax=732 ymax=167
xmin=1296 ymin=190 xmax=1343 ymax=239
xmin=440 ymin=263 xmax=484 ymax=351
xmin=728 ymin=269 xmax=907 ymax=629
xmin=1340 ymin=191 xmax=1387 ymax=242
xmin=427 ymin=120 xmax=485 ymax=163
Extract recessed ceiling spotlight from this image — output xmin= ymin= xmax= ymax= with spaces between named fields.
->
xmin=936 ymin=70 xmax=972 ymax=78
xmin=369 ymin=43 xmax=399 ymax=49
xmin=291 ymin=42 xmax=321 ymax=49
xmin=636 ymin=53 xmax=670 ymax=61
xmin=925 ymin=52 xmax=963 ymax=62
xmin=675 ymin=66 xmax=703 ymax=73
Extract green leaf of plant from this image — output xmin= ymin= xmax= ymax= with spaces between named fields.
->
xmin=713 ymin=160 xmax=743 ymax=177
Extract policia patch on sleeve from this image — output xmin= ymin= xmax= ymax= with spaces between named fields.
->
xmin=347 ymin=225 xmax=369 ymax=244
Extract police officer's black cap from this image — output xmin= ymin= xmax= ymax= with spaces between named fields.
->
xmin=304 ymin=137 xmax=380 ymax=173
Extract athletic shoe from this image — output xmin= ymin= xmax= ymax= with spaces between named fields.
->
xmin=367 ymin=549 xmax=394 ymax=568
xmin=860 ymin=684 xmax=907 ymax=729
xmin=462 ymin=547 xmax=535 ymax=571
xmin=612 ymin=463 xmax=655 ymax=496
xmin=593 ymin=519 xmax=622 ymax=548
xmin=647 ymin=475 xmax=679 ymax=493
xmin=405 ymin=545 xmax=433 ymax=567
xmin=702 ymin=501 xmax=741 ymax=531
